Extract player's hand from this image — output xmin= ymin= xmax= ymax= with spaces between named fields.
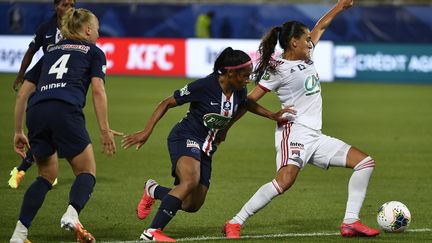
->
xmin=338 ymin=0 xmax=353 ymax=10
xmin=14 ymin=132 xmax=30 ymax=158
xmin=109 ymin=128 xmax=124 ymax=137
xmin=100 ymin=129 xmax=119 ymax=156
xmin=121 ymin=130 xmax=151 ymax=150
xmin=13 ymin=77 xmax=24 ymax=92
xmin=272 ymin=105 xmax=297 ymax=123
xmin=215 ymin=128 xmax=228 ymax=146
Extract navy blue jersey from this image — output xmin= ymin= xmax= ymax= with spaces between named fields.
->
xmin=169 ymin=73 xmax=247 ymax=156
xmin=26 ymin=39 xmax=106 ymax=109
xmin=29 ymin=15 xmax=61 ymax=54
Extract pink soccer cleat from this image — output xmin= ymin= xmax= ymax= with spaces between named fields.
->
xmin=222 ymin=220 xmax=241 ymax=239
xmin=340 ymin=220 xmax=380 ymax=237
xmin=137 ymin=179 xmax=158 ymax=220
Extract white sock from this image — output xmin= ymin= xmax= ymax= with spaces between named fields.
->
xmin=10 ymin=220 xmax=28 ymax=243
xmin=343 ymin=156 xmax=375 ymax=222
xmin=230 ymin=180 xmax=280 ymax=225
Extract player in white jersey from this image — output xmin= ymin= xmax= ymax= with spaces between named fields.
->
xmin=223 ymin=0 xmax=380 ymax=238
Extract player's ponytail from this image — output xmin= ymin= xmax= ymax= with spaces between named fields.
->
xmin=254 ymin=21 xmax=308 ymax=82
xmin=254 ymin=26 xmax=280 ymax=82
xmin=61 ymin=8 xmax=95 ymax=41
xmin=213 ymin=47 xmax=251 ymax=75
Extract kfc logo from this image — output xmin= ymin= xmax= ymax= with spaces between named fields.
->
xmin=97 ymin=38 xmax=186 ymax=76
xmin=126 ymin=44 xmax=174 ymax=70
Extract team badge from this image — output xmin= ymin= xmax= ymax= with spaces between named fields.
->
xmin=223 ymin=101 xmax=231 ymax=111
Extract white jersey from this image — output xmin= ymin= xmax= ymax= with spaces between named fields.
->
xmin=258 ymin=51 xmax=322 ymax=130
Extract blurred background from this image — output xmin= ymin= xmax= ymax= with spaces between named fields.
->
xmin=0 ymin=0 xmax=431 ymax=82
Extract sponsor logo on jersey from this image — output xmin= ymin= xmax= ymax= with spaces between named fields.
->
xmin=179 ymin=85 xmax=190 ymax=96
xmin=262 ymin=72 xmax=270 ymax=80
xmin=48 ymin=44 xmax=90 ymax=54
xmin=304 ymin=73 xmax=321 ymax=96
xmin=289 ymin=141 xmax=304 ymax=149
xmin=45 ymin=35 xmax=53 ymax=39
xmin=203 ymin=113 xmax=231 ymax=130
xmin=186 ymin=139 xmax=200 ymax=149
xmin=210 ymin=101 xmax=219 ymax=105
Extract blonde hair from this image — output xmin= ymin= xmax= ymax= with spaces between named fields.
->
xmin=61 ymin=8 xmax=96 ymax=41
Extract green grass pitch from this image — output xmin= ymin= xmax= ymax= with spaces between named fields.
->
xmin=1 ymin=73 xmax=431 ymax=242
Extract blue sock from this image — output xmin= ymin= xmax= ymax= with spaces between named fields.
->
xmin=150 ymin=194 xmax=182 ymax=230
xmin=69 ymin=173 xmax=96 ymax=214
xmin=19 ymin=176 xmax=52 ymax=228
xmin=154 ymin=185 xmax=171 ymax=200
xmin=17 ymin=150 xmax=34 ymax=172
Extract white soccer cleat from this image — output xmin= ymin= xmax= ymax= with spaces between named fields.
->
xmin=60 ymin=205 xmax=95 ymax=242
xmin=10 ymin=220 xmax=31 ymax=243
xmin=60 ymin=205 xmax=80 ymax=231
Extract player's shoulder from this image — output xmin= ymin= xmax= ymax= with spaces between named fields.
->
xmin=192 ymin=73 xmax=217 ymax=88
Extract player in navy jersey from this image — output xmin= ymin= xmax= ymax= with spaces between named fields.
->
xmin=8 ymin=0 xmax=75 ymax=189
xmin=121 ymin=47 xmax=296 ymax=242
xmin=223 ymin=0 xmax=380 ymax=239
xmin=10 ymin=8 xmax=120 ymax=243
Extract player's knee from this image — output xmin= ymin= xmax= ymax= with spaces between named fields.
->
xmin=179 ymin=177 xmax=200 ymax=192
xmin=183 ymin=203 xmax=203 ymax=213
xmin=182 ymin=198 xmax=204 ymax=212
xmin=353 ymin=156 xmax=375 ymax=171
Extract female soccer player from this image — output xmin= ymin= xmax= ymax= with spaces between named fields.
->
xmin=223 ymin=0 xmax=380 ymax=238
xmin=10 ymin=8 xmax=119 ymax=243
xmin=8 ymin=0 xmax=76 ymax=189
xmin=122 ymin=47 xmax=296 ymax=242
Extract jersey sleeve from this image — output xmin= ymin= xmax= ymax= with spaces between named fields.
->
xmin=90 ymin=47 xmax=107 ymax=81
xmin=173 ymin=79 xmax=203 ymax=106
xmin=24 ymin=57 xmax=44 ymax=85
xmin=29 ymin=23 xmax=46 ymax=52
xmin=258 ymin=69 xmax=282 ymax=92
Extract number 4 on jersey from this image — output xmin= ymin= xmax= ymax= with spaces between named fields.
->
xmin=49 ymin=54 xmax=70 ymax=79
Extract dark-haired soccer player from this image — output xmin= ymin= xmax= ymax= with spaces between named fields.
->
xmin=223 ymin=0 xmax=380 ymax=238
xmin=122 ymin=47 xmax=296 ymax=242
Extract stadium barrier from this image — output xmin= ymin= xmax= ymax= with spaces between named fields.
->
xmin=1 ymin=35 xmax=430 ymax=83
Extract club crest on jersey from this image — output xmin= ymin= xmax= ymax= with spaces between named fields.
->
xmin=179 ymin=85 xmax=190 ymax=96
xmin=291 ymin=149 xmax=301 ymax=157
xmin=203 ymin=113 xmax=231 ymax=130
xmin=223 ymin=101 xmax=231 ymax=111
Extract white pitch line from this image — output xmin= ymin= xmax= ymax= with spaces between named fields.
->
xmin=177 ymin=228 xmax=432 ymax=242
xmin=93 ymin=228 xmax=432 ymax=243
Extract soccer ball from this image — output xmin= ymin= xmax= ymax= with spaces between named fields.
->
xmin=377 ymin=201 xmax=411 ymax=232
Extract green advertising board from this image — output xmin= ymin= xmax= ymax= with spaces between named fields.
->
xmin=334 ymin=44 xmax=432 ymax=83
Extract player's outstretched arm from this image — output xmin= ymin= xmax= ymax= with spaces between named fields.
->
xmin=91 ymin=77 xmax=120 ymax=156
xmin=122 ymin=96 xmax=177 ymax=150
xmin=310 ymin=0 xmax=353 ymax=45
xmin=14 ymin=80 xmax=35 ymax=157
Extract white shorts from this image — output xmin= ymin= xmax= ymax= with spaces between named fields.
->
xmin=275 ymin=122 xmax=349 ymax=170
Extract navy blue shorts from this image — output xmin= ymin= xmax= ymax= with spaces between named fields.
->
xmin=26 ymin=100 xmax=91 ymax=158
xmin=167 ymin=138 xmax=212 ymax=188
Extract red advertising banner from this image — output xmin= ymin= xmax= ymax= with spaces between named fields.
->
xmin=97 ymin=38 xmax=186 ymax=76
